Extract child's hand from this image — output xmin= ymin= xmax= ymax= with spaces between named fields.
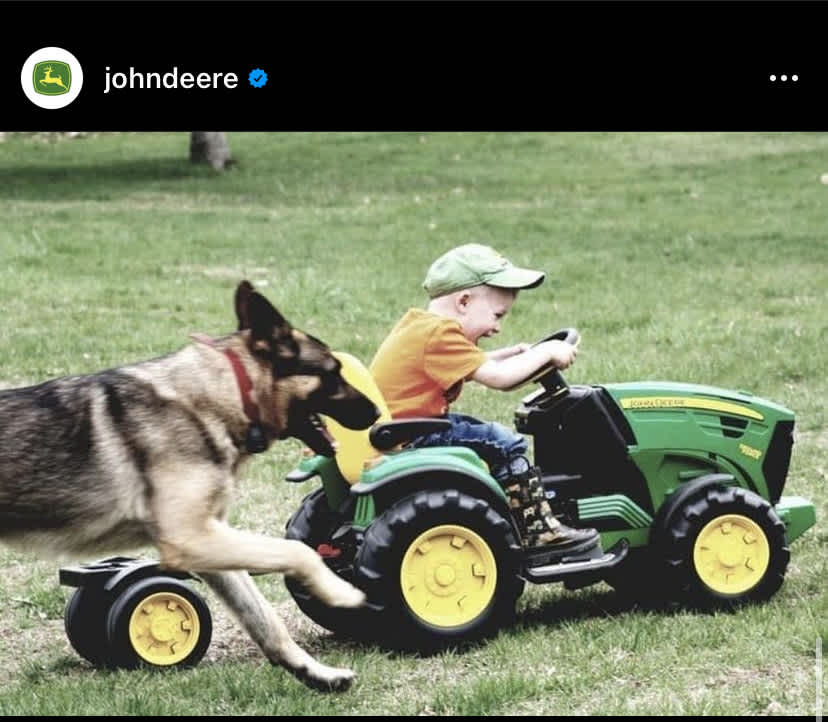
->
xmin=537 ymin=339 xmax=578 ymax=370
xmin=475 ymin=337 xmax=580 ymax=390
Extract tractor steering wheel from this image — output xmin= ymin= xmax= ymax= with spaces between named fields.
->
xmin=533 ymin=327 xmax=580 ymax=349
xmin=527 ymin=327 xmax=580 ymax=395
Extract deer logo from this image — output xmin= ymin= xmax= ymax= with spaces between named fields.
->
xmin=22 ymin=47 xmax=83 ymax=109
xmin=33 ymin=61 xmax=71 ymax=96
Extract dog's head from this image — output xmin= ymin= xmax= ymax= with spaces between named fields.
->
xmin=234 ymin=280 xmax=380 ymax=456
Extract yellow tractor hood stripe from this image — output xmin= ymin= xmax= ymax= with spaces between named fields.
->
xmin=620 ymin=396 xmax=764 ymax=421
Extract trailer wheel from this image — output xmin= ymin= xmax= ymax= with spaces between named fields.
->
xmin=106 ymin=576 xmax=212 ymax=669
xmin=64 ymin=586 xmax=113 ymax=666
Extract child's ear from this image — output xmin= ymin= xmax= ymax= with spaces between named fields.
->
xmin=455 ymin=291 xmax=472 ymax=313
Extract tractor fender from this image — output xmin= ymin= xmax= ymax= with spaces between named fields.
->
xmin=351 ymin=450 xmax=510 ymax=518
xmin=650 ymin=473 xmax=735 ymax=546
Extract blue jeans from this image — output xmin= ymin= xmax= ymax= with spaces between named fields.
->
xmin=409 ymin=413 xmax=529 ymax=484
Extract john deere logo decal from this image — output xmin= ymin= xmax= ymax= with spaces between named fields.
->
xmin=34 ymin=61 xmax=71 ymax=95
xmin=21 ymin=47 xmax=83 ymax=109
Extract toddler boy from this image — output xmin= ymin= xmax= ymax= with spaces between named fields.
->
xmin=370 ymin=244 xmax=599 ymax=558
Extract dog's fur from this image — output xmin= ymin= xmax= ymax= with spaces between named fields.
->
xmin=0 ymin=281 xmax=379 ymax=691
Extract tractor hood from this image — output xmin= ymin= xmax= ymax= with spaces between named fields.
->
xmin=603 ymin=381 xmax=795 ymax=424
xmin=603 ymin=381 xmax=796 ymax=505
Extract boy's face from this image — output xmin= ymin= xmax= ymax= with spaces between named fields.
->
xmin=457 ymin=285 xmax=516 ymax=343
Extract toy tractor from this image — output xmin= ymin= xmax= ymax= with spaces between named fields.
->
xmin=58 ymin=329 xmax=816 ymax=667
xmin=283 ymin=329 xmax=816 ymax=652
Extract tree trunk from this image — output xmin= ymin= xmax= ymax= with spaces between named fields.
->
xmin=190 ymin=132 xmax=233 ymax=170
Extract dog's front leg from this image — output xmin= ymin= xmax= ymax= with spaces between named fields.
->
xmin=198 ymin=570 xmax=356 ymax=692
xmin=158 ymin=518 xmax=365 ymax=610
xmin=152 ymin=471 xmax=364 ymax=610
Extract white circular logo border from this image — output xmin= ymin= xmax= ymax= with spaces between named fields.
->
xmin=21 ymin=47 xmax=84 ymax=109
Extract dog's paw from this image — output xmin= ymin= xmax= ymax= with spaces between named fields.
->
xmin=294 ymin=663 xmax=356 ymax=693
xmin=318 ymin=666 xmax=356 ymax=693
xmin=332 ymin=580 xmax=366 ymax=609
xmin=303 ymin=554 xmax=367 ymax=608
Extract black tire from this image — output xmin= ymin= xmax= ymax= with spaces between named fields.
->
xmin=662 ymin=486 xmax=790 ymax=608
xmin=354 ymin=489 xmax=524 ymax=653
xmin=64 ymin=586 xmax=114 ymax=667
xmin=105 ymin=577 xmax=212 ymax=670
xmin=284 ymin=488 xmax=367 ymax=635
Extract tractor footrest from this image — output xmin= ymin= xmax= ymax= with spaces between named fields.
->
xmin=523 ymin=540 xmax=628 ymax=584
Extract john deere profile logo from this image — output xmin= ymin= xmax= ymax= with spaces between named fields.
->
xmin=34 ymin=61 xmax=71 ymax=95
xmin=21 ymin=47 xmax=83 ymax=109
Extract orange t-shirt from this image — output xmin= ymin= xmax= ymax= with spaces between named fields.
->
xmin=369 ymin=309 xmax=486 ymax=418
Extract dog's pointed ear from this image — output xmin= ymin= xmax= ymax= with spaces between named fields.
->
xmin=235 ymin=280 xmax=294 ymax=356
xmin=235 ymin=280 xmax=256 ymax=331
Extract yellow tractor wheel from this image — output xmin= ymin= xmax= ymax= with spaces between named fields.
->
xmin=400 ymin=524 xmax=498 ymax=629
xmin=692 ymin=514 xmax=771 ymax=596
xmin=664 ymin=486 xmax=789 ymax=606
xmin=355 ymin=489 xmax=524 ymax=651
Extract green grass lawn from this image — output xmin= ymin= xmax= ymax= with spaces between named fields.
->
xmin=0 ymin=131 xmax=825 ymax=715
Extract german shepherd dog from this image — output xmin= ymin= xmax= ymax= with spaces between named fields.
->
xmin=0 ymin=281 xmax=380 ymax=691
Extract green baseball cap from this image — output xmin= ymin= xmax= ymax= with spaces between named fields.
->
xmin=423 ymin=243 xmax=546 ymax=298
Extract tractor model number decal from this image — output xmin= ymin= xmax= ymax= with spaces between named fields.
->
xmin=620 ymin=396 xmax=764 ymax=421
xmin=739 ymin=443 xmax=763 ymax=460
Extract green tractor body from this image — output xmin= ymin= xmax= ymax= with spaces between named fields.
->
xmin=284 ymin=370 xmax=815 ymax=651
xmin=294 ymin=379 xmax=814 ymax=549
